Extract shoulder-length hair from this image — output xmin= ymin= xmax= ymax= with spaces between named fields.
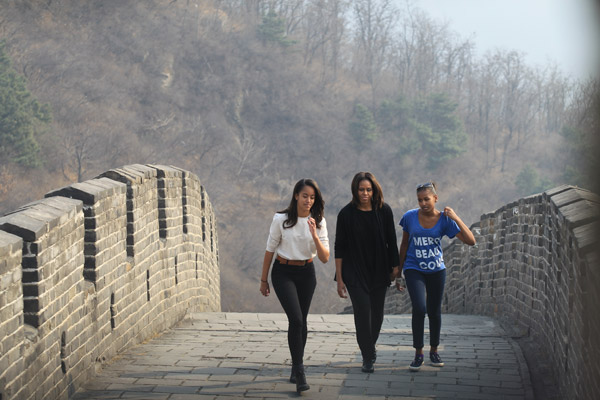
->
xmin=351 ymin=172 xmax=384 ymax=209
xmin=278 ymin=178 xmax=325 ymax=229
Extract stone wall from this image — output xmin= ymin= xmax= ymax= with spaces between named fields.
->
xmin=384 ymin=185 xmax=599 ymax=400
xmin=0 ymin=164 xmax=220 ymax=400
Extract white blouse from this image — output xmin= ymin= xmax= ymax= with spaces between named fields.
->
xmin=265 ymin=213 xmax=329 ymax=261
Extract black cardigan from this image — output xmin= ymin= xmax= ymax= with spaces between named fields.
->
xmin=334 ymin=202 xmax=400 ymax=291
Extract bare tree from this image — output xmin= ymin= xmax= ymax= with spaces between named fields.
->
xmin=473 ymin=50 xmax=539 ymax=172
xmin=539 ymin=64 xmax=571 ymax=133
xmin=299 ymin=0 xmax=347 ymax=84
xmin=351 ymin=0 xmax=396 ymax=105
xmin=58 ymin=127 xmax=99 ymax=182
xmin=267 ymin=0 xmax=307 ymax=35
xmin=470 ymin=62 xmax=502 ymax=168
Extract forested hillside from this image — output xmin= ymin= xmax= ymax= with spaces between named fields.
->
xmin=1 ymin=0 xmax=598 ymax=313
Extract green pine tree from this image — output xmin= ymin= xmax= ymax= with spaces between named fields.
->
xmin=257 ymin=11 xmax=296 ymax=47
xmin=411 ymin=93 xmax=467 ymax=169
xmin=348 ymin=103 xmax=378 ymax=150
xmin=0 ymin=41 xmax=51 ymax=167
xmin=558 ymin=125 xmax=594 ymax=188
xmin=515 ymin=164 xmax=553 ymax=196
xmin=377 ymin=97 xmax=409 ymax=133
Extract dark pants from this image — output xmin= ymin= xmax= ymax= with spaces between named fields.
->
xmin=404 ymin=268 xmax=446 ymax=349
xmin=346 ymin=284 xmax=388 ymax=361
xmin=271 ymin=260 xmax=316 ymax=365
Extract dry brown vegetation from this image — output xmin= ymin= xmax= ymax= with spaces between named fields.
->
xmin=0 ymin=0 xmax=597 ymax=313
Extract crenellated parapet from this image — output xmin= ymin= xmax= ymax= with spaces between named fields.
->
xmin=0 ymin=164 xmax=220 ymax=400
xmin=384 ymin=185 xmax=600 ymax=400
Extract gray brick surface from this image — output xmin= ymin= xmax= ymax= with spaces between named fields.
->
xmin=73 ymin=313 xmax=533 ymax=399
xmin=0 ymin=165 xmax=220 ymax=400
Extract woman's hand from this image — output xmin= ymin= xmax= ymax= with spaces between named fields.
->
xmin=389 ymin=266 xmax=400 ymax=281
xmin=309 ymin=217 xmax=330 ymax=262
xmin=260 ymin=252 xmax=275 ymax=297
xmin=260 ymin=280 xmax=270 ymax=297
xmin=395 ymin=277 xmax=405 ymax=292
xmin=443 ymin=206 xmax=457 ymax=221
xmin=444 ymin=207 xmax=476 ymax=246
xmin=307 ymin=217 xmax=317 ymax=238
xmin=337 ymin=280 xmax=348 ymax=298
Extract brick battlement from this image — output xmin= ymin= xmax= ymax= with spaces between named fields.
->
xmin=384 ymin=185 xmax=600 ymax=400
xmin=0 ymin=164 xmax=220 ymax=400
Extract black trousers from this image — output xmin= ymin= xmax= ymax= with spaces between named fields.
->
xmin=271 ymin=260 xmax=316 ymax=365
xmin=346 ymin=284 xmax=388 ymax=361
xmin=404 ymin=268 xmax=446 ymax=349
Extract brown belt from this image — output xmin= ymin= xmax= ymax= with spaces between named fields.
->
xmin=276 ymin=255 xmax=313 ymax=266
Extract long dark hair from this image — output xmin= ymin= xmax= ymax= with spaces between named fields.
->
xmin=278 ymin=179 xmax=325 ymax=229
xmin=351 ymin=172 xmax=384 ymax=209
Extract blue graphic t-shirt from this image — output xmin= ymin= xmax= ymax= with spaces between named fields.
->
xmin=399 ymin=209 xmax=460 ymax=273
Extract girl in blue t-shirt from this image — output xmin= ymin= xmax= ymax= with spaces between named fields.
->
xmin=395 ymin=182 xmax=475 ymax=371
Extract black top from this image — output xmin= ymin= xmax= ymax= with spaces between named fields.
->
xmin=334 ymin=202 xmax=400 ymax=291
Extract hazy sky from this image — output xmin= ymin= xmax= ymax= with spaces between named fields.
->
xmin=402 ymin=0 xmax=600 ymax=80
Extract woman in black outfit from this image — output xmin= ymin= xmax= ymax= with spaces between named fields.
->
xmin=334 ymin=172 xmax=400 ymax=373
xmin=260 ymin=179 xmax=330 ymax=393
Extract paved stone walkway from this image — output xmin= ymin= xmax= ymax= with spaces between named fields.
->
xmin=73 ymin=313 xmax=534 ymax=399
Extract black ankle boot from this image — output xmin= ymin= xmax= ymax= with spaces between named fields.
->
xmin=362 ymin=359 xmax=374 ymax=373
xmin=294 ymin=363 xmax=310 ymax=393
xmin=289 ymin=364 xmax=297 ymax=383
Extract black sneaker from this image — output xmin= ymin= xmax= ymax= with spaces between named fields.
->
xmin=429 ymin=352 xmax=444 ymax=367
xmin=361 ymin=359 xmax=374 ymax=373
xmin=409 ymin=354 xmax=424 ymax=371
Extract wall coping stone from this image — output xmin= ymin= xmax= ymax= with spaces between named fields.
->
xmin=101 ymin=168 xmax=143 ymax=184
xmin=550 ymin=186 xmax=600 ymax=208
xmin=124 ymin=164 xmax=158 ymax=179
xmin=573 ymin=222 xmax=600 ymax=254
xmin=545 ymin=185 xmax=573 ymax=197
xmin=0 ymin=230 xmax=21 ymax=274
xmin=0 ymin=213 xmax=49 ymax=241
xmin=0 ymin=197 xmax=82 ymax=241
xmin=46 ymin=179 xmax=126 ymax=204
xmin=148 ymin=164 xmax=183 ymax=178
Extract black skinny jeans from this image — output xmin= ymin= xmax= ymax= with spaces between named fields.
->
xmin=271 ymin=260 xmax=317 ymax=366
xmin=404 ymin=268 xmax=446 ymax=349
xmin=346 ymin=284 xmax=388 ymax=361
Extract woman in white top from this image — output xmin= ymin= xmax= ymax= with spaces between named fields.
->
xmin=260 ymin=179 xmax=330 ymax=393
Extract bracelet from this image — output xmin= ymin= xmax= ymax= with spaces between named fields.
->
xmin=261 ymin=279 xmax=268 ymax=283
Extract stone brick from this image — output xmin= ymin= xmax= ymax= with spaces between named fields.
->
xmin=0 ymin=164 xmax=220 ymax=400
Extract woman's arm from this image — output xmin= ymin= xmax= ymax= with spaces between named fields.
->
xmin=444 ymin=206 xmax=476 ymax=246
xmin=398 ymin=232 xmax=409 ymax=273
xmin=308 ymin=217 xmax=329 ymax=263
xmin=383 ymin=205 xmax=400 ymax=279
xmin=334 ymin=207 xmax=348 ymax=298
xmin=395 ymin=232 xmax=409 ymax=291
xmin=260 ymin=251 xmax=275 ymax=297
xmin=335 ymin=258 xmax=347 ymax=298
